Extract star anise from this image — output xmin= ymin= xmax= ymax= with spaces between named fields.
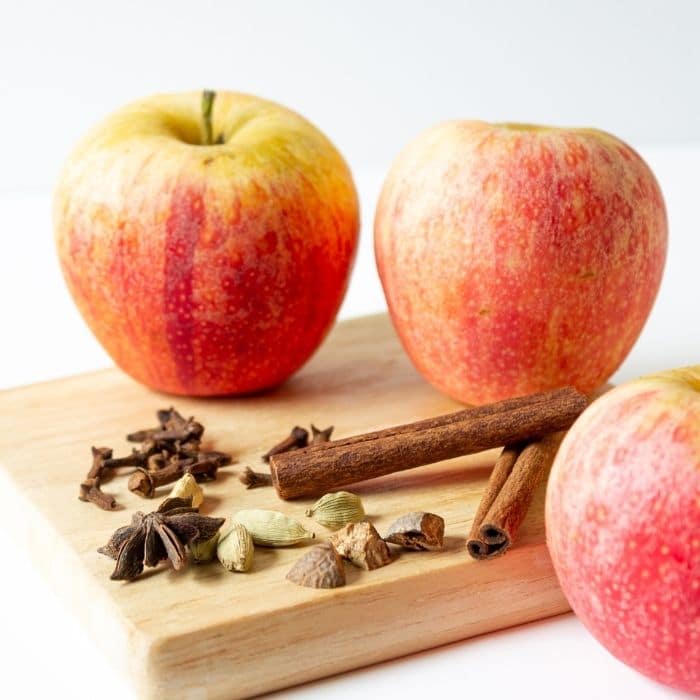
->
xmin=97 ymin=497 xmax=225 ymax=581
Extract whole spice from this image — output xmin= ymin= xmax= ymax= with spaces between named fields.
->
xmin=305 ymin=491 xmax=365 ymax=530
xmin=183 ymin=457 xmax=221 ymax=481
xmin=217 ymin=524 xmax=255 ymax=572
xmin=262 ymin=426 xmax=308 ymax=462
xmin=78 ymin=408 xmax=232 ymax=510
xmin=466 ymin=444 xmax=521 ymax=558
xmin=127 ymin=407 xmax=204 ymax=444
xmin=467 ymin=433 xmax=564 ymax=560
xmin=239 ymin=466 xmax=273 ymax=489
xmin=270 ymin=387 xmax=588 ymax=499
xmin=79 ymin=447 xmax=118 ymax=510
xmin=103 ymin=451 xmax=148 ymax=469
xmin=187 ymin=449 xmax=232 ymax=467
xmin=190 ymin=533 xmax=220 ymax=563
xmin=330 ymin=521 xmax=392 ymax=570
xmin=169 ymin=472 xmax=204 ymax=508
xmin=286 ymin=543 xmax=346 ymax=588
xmin=128 ymin=464 xmax=181 ymax=498
xmin=147 ymin=451 xmax=169 ymax=472
xmin=384 ymin=512 xmax=445 ymax=551
xmin=98 ymin=497 xmax=225 ymax=581
xmin=233 ymin=509 xmax=315 ymax=547
xmin=310 ymin=424 xmax=334 ymax=444
xmin=128 ymin=455 xmax=222 ymax=498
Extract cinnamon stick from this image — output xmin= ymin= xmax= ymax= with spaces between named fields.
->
xmin=301 ymin=387 xmax=579 ymax=454
xmin=467 ymin=432 xmax=564 ymax=559
xmin=270 ymin=388 xmax=586 ymax=499
xmin=466 ymin=444 xmax=523 ymax=558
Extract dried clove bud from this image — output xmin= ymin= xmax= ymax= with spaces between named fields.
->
xmin=305 ymin=491 xmax=365 ymax=530
xmin=190 ymin=532 xmax=220 ymax=563
xmin=79 ymin=447 xmax=118 ymax=510
xmin=79 ymin=407 xmax=232 ymax=509
xmin=330 ymin=521 xmax=392 ymax=570
xmin=239 ymin=466 xmax=273 ymax=489
xmin=128 ymin=463 xmax=181 ymax=498
xmin=310 ymin=424 xmax=334 ymax=444
xmin=169 ymin=472 xmax=204 ymax=508
xmin=134 ymin=439 xmax=165 ymax=461
xmin=183 ymin=458 xmax=220 ymax=482
xmin=103 ymin=450 xmax=147 ymax=470
xmin=286 ymin=543 xmax=346 ymax=588
xmin=129 ymin=455 xmax=223 ymax=498
xmin=233 ymin=509 xmax=315 ymax=547
xmin=262 ymin=426 xmax=308 ymax=462
xmin=127 ymin=429 xmax=159 ymax=444
xmin=147 ymin=451 xmax=170 ymax=471
xmin=129 ymin=407 xmax=204 ymax=444
xmin=151 ymin=420 xmax=204 ymax=443
xmin=384 ymin=512 xmax=445 ymax=551
xmin=98 ymin=496 xmax=225 ymax=581
xmin=190 ymin=450 xmax=232 ymax=467
xmin=217 ymin=524 xmax=255 ymax=572
xmin=157 ymin=407 xmax=205 ymax=440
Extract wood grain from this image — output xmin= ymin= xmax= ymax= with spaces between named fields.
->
xmin=0 ymin=314 xmax=570 ymax=699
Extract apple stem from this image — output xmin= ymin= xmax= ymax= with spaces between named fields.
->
xmin=201 ymin=90 xmax=215 ymax=146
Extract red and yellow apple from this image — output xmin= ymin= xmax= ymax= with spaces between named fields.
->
xmin=375 ymin=121 xmax=667 ymax=405
xmin=546 ymin=367 xmax=700 ymax=693
xmin=54 ymin=91 xmax=359 ymax=395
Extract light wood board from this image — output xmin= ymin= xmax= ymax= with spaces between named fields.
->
xmin=0 ymin=313 xmax=570 ymax=699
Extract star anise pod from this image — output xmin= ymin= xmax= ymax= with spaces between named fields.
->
xmin=98 ymin=497 xmax=225 ymax=581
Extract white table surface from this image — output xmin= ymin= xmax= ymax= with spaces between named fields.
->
xmin=1 ymin=146 xmax=698 ymax=699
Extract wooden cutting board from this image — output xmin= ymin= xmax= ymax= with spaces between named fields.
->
xmin=0 ymin=313 xmax=569 ymax=699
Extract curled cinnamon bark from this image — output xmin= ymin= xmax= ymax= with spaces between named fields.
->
xmin=467 ymin=432 xmax=564 ymax=559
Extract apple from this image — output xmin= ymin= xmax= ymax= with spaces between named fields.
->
xmin=374 ymin=121 xmax=667 ymax=405
xmin=546 ymin=367 xmax=700 ymax=693
xmin=54 ymin=91 xmax=359 ymax=396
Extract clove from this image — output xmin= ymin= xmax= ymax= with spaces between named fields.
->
xmin=262 ymin=426 xmax=308 ymax=462
xmin=103 ymin=450 xmax=147 ymax=470
xmin=310 ymin=424 xmax=334 ymax=444
xmin=239 ymin=466 xmax=273 ymax=489
xmin=128 ymin=456 xmax=221 ymax=498
xmin=128 ymin=464 xmax=182 ymax=498
xmin=79 ymin=408 xmax=232 ymax=509
xmin=189 ymin=450 xmax=232 ymax=467
xmin=127 ymin=407 xmax=204 ymax=444
xmin=147 ymin=451 xmax=170 ymax=472
xmin=183 ymin=458 xmax=221 ymax=481
xmin=79 ymin=447 xmax=118 ymax=511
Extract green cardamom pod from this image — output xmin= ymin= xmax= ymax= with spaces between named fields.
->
xmin=217 ymin=523 xmax=255 ymax=572
xmin=233 ymin=509 xmax=315 ymax=547
xmin=305 ymin=491 xmax=365 ymax=530
xmin=189 ymin=532 xmax=220 ymax=563
xmin=169 ymin=472 xmax=204 ymax=508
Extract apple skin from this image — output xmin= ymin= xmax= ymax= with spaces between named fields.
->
xmin=54 ymin=92 xmax=359 ymax=396
xmin=546 ymin=368 xmax=700 ymax=693
xmin=374 ymin=121 xmax=667 ymax=405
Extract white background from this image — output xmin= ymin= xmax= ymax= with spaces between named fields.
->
xmin=0 ymin=2 xmax=698 ymax=698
